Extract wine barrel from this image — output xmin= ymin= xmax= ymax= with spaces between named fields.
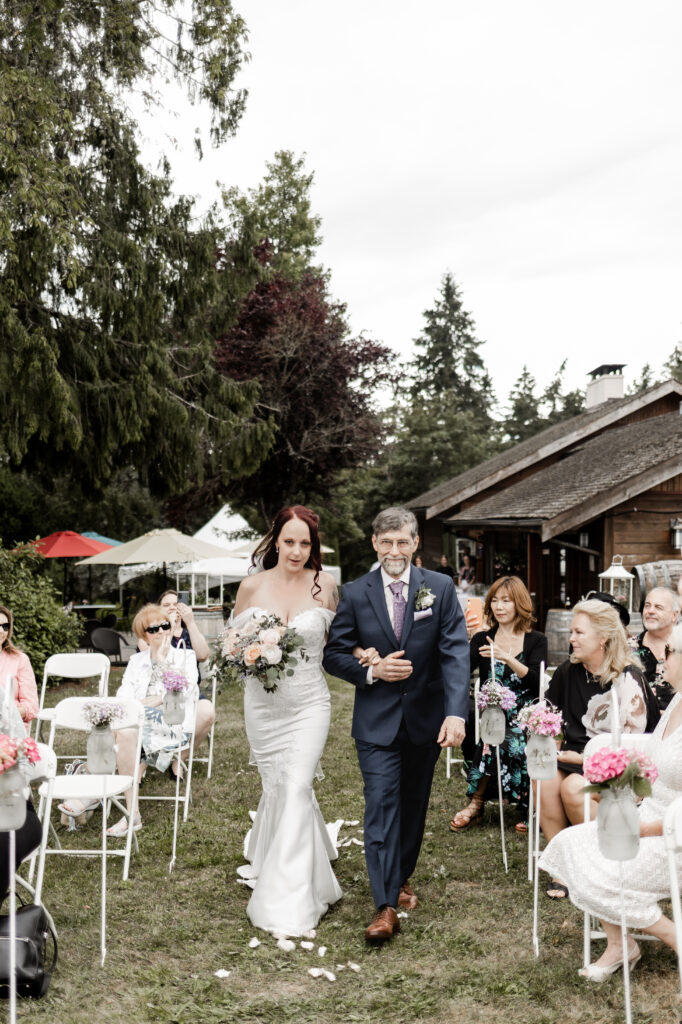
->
xmin=544 ymin=609 xmax=573 ymax=667
xmin=633 ymin=561 xmax=682 ymax=609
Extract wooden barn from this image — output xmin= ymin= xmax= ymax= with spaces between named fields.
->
xmin=406 ymin=368 xmax=682 ymax=628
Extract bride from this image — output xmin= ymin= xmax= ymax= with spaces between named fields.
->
xmin=232 ymin=505 xmax=342 ymax=936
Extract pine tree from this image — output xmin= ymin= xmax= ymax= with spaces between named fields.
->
xmin=664 ymin=344 xmax=682 ymax=382
xmin=504 ymin=367 xmax=543 ymax=443
xmin=0 ymin=1 xmax=270 ymax=497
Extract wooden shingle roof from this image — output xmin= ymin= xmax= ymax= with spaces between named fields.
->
xmin=446 ymin=410 xmax=682 ymax=541
xmin=406 ymin=379 xmax=682 ymax=519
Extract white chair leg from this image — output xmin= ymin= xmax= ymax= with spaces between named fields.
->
xmin=206 ymin=720 xmax=215 ymax=780
xmin=101 ymin=795 xmax=107 ymax=966
xmin=667 ymin=848 xmax=682 ymax=1000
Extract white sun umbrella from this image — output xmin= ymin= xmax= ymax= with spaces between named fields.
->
xmin=76 ymin=528 xmax=235 ymax=569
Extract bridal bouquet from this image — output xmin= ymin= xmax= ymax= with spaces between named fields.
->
xmin=476 ymin=681 xmax=516 ymax=712
xmin=583 ymin=747 xmax=658 ymax=797
xmin=213 ymin=613 xmax=307 ymax=692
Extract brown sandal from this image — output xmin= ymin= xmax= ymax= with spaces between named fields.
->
xmin=449 ymin=797 xmax=484 ymax=831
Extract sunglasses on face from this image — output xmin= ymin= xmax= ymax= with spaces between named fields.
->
xmin=145 ymin=622 xmax=172 ymax=635
xmin=664 ymin=644 xmax=680 ymax=660
xmin=0 ymin=624 xmax=9 ymax=632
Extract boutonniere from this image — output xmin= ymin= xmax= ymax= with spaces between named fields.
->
xmin=414 ymin=585 xmax=436 ymax=611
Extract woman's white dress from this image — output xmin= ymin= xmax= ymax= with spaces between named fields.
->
xmin=236 ymin=606 xmax=342 ymax=936
xmin=539 ymin=693 xmax=682 ymax=928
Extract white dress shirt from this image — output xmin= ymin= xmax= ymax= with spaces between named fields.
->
xmin=366 ymin=566 xmax=411 ymax=683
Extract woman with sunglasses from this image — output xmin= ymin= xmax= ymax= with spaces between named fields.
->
xmin=0 ymin=605 xmax=41 ymax=900
xmin=108 ymin=604 xmax=199 ymax=837
xmin=0 ymin=605 xmax=39 ymax=725
xmin=539 ymin=622 xmax=682 ymax=980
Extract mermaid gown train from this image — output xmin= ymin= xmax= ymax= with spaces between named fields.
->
xmin=236 ymin=606 xmax=342 ymax=936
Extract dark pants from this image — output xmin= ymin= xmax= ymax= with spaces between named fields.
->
xmin=355 ymin=719 xmax=441 ymax=910
xmin=0 ymin=799 xmax=42 ymax=904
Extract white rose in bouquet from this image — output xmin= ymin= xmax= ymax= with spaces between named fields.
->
xmin=261 ymin=645 xmax=283 ymax=665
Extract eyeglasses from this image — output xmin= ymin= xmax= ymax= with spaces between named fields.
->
xmin=145 ymin=623 xmax=172 ymax=635
xmin=0 ymin=624 xmax=9 ymax=632
xmin=664 ymin=644 xmax=681 ymax=659
xmin=376 ymin=538 xmax=413 ymax=551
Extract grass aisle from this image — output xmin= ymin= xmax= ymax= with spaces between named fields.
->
xmin=20 ymin=675 xmax=682 ymax=1024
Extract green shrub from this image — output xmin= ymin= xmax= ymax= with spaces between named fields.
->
xmin=0 ymin=547 xmax=82 ymax=679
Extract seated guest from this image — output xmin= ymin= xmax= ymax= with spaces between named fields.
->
xmin=540 ymin=598 xmax=659 ymax=899
xmin=629 ymin=587 xmax=679 ymax=710
xmin=108 ymin=604 xmax=199 ymax=837
xmin=0 ymin=606 xmax=41 ymax=900
xmin=449 ymin=577 xmax=547 ymax=833
xmin=539 ymin=620 xmax=682 ymax=979
xmin=141 ymin=590 xmax=216 ymax=754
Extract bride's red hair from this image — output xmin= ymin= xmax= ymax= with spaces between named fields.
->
xmin=252 ymin=506 xmax=323 ymax=598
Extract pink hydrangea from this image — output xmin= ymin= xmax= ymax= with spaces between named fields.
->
xmin=584 ymin=747 xmax=644 ymax=784
xmin=476 ymin=681 xmax=516 ymax=712
xmin=632 ymin=752 xmax=658 ymax=785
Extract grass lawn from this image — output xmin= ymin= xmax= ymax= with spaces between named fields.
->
xmin=17 ymin=673 xmax=682 ymax=1024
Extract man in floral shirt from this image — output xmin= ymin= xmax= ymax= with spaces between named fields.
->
xmin=629 ymin=587 xmax=679 ymax=710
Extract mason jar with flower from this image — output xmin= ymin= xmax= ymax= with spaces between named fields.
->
xmin=162 ymin=669 xmax=190 ymax=726
xmin=583 ymin=747 xmax=658 ymax=860
xmin=477 ymin=681 xmax=516 ymax=746
xmin=0 ymin=734 xmax=40 ymax=831
xmin=517 ymin=701 xmax=563 ymax=781
xmin=82 ymin=701 xmax=125 ymax=773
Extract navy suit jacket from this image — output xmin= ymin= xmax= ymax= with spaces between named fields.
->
xmin=322 ymin=566 xmax=469 ymax=746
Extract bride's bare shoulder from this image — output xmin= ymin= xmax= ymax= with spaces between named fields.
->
xmin=234 ymin=570 xmax=269 ymax=614
xmin=316 ymin=570 xmax=339 ymax=610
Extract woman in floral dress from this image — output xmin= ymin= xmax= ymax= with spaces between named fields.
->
xmin=449 ymin=577 xmax=547 ymax=832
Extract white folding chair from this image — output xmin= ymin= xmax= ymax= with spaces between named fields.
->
xmin=33 ymin=697 xmax=144 ymax=965
xmin=663 ymin=795 xmax=682 ymax=1000
xmin=33 ymin=653 xmax=110 ymax=746
xmin=190 ymin=666 xmax=217 ymax=780
xmin=137 ymin=690 xmax=200 ymax=872
xmin=16 ymin=744 xmax=59 ymax=938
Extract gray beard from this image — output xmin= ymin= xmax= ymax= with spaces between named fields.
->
xmin=380 ymin=554 xmax=409 ymax=578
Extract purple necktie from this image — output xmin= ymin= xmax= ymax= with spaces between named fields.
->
xmin=389 ymin=580 xmax=406 ymax=644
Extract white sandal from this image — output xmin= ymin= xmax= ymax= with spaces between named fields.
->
xmin=106 ymin=815 xmax=142 ymax=838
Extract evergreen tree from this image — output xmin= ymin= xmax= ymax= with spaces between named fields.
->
xmin=541 ymin=360 xmax=585 ymax=425
xmin=504 ymin=367 xmax=543 ymax=443
xmin=664 ymin=344 xmax=682 ymax=382
xmin=0 ymin=1 xmax=270 ymax=497
xmin=627 ymin=363 xmax=656 ymax=394
xmin=223 ymin=151 xmax=323 ymax=281
xmin=410 ymin=271 xmax=493 ymax=417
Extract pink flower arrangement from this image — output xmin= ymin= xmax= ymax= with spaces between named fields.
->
xmin=0 ymin=734 xmax=40 ymax=774
xmin=162 ymin=668 xmax=189 ymax=693
xmin=583 ymin=746 xmax=658 ymax=797
xmin=476 ymin=681 xmax=516 ymax=712
xmin=516 ymin=702 xmax=563 ymax=738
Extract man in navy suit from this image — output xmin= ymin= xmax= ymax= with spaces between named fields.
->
xmin=323 ymin=507 xmax=469 ymax=941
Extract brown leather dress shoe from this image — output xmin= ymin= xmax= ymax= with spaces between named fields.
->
xmin=398 ymin=882 xmax=418 ymax=910
xmin=365 ymin=906 xmax=400 ymax=941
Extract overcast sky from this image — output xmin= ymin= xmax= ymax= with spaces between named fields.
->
xmin=136 ymin=0 xmax=682 ymax=406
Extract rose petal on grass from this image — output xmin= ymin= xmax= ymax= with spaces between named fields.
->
xmin=214 ymin=969 xmax=231 ymax=978
xmin=322 ymin=970 xmax=336 ymax=982
xmin=300 ymin=941 xmax=314 ymax=950
xmin=397 ymin=912 xmax=409 ymax=919
xmin=248 ymin=938 xmax=260 ymax=948
xmin=317 ymin=946 xmax=327 ymax=957
xmin=308 ymin=967 xmax=323 ymax=978
xmin=347 ymin=961 xmax=361 ymax=972
xmin=277 ymin=938 xmax=296 ymax=952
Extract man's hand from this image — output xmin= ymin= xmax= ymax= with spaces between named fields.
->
xmin=177 ymin=601 xmax=193 ymax=625
xmin=371 ymin=651 xmax=413 ymax=682
xmin=437 ymin=715 xmax=465 ymax=748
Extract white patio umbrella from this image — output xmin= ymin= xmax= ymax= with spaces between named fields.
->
xmin=76 ymin=528 xmax=234 ymax=568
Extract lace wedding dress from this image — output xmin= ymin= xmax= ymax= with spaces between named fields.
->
xmin=235 ymin=606 xmax=342 ymax=936
xmin=539 ymin=693 xmax=682 ymax=928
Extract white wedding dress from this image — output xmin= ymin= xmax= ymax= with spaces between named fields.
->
xmin=539 ymin=693 xmax=682 ymax=928
xmin=236 ymin=606 xmax=343 ymax=936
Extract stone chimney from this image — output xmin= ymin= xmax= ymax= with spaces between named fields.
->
xmin=585 ymin=364 xmax=625 ymax=410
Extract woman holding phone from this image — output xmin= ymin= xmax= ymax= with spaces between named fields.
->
xmin=449 ymin=576 xmax=548 ymax=832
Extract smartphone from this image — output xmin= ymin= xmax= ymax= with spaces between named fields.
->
xmin=177 ymin=591 xmax=190 ymax=605
xmin=465 ymin=597 xmax=483 ymax=631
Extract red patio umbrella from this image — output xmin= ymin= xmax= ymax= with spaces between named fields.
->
xmin=30 ymin=531 xmax=112 ymax=558
xmin=27 ymin=531 xmax=113 ymax=601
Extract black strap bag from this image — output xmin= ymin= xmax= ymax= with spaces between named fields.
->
xmin=0 ymin=902 xmax=58 ymax=998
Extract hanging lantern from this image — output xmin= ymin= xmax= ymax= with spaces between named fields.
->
xmin=598 ymin=554 xmax=634 ymax=613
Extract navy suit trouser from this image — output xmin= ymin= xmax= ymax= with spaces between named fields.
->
xmin=355 ymin=719 xmax=441 ymax=910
